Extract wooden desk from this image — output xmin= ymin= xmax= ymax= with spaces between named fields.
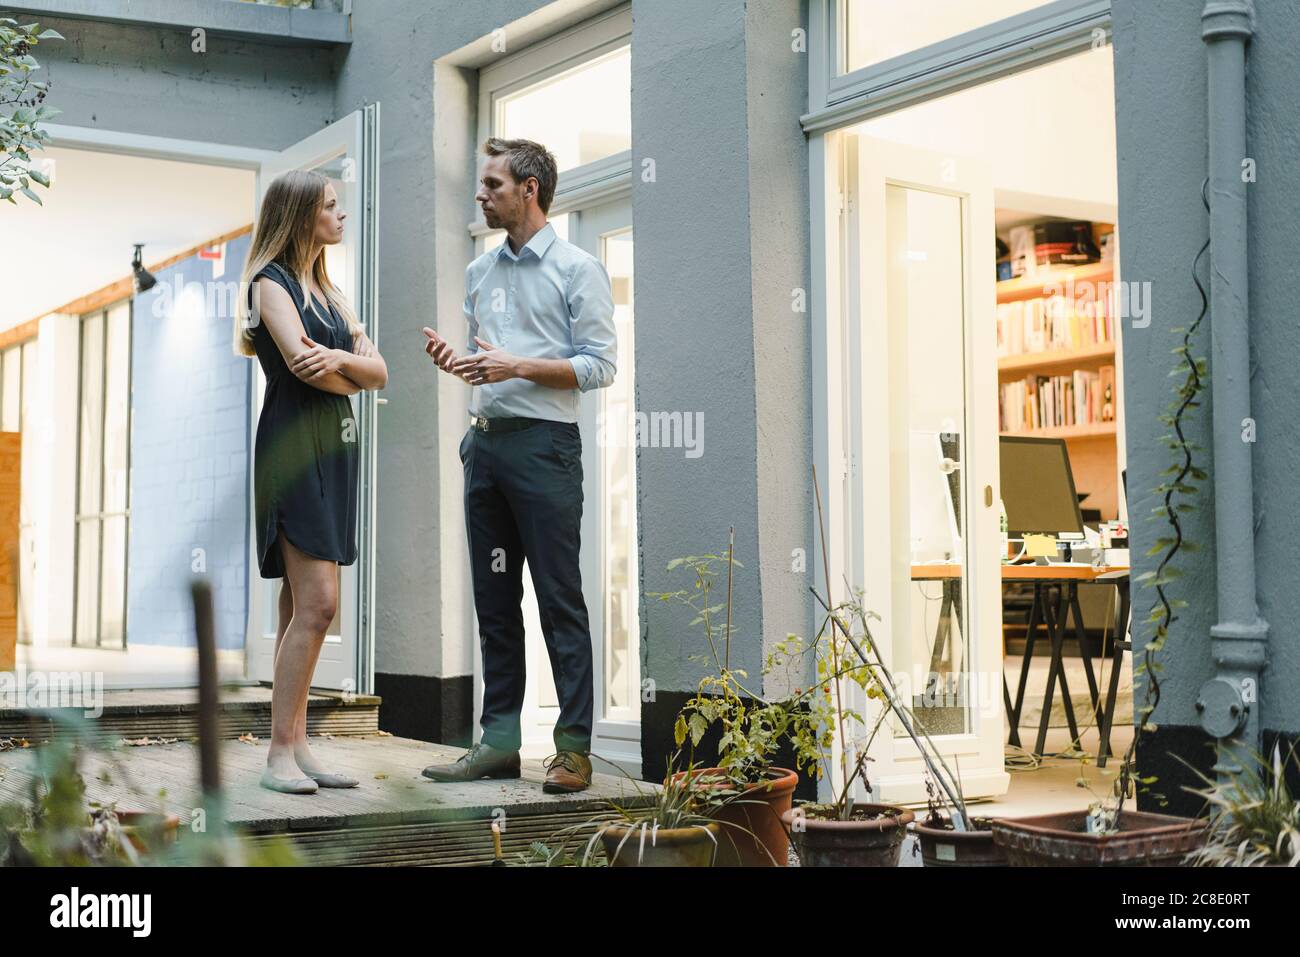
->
xmin=910 ymin=562 xmax=1129 ymax=581
xmin=910 ymin=562 xmax=1131 ymax=759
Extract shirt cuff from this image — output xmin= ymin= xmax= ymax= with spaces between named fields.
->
xmin=570 ymin=354 xmax=595 ymax=392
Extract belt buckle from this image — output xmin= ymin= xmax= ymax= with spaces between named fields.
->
xmin=471 ymin=414 xmax=489 ymax=432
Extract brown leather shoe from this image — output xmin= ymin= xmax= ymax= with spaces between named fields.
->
xmin=421 ymin=742 xmax=521 ymax=782
xmin=542 ymin=750 xmax=592 ymax=793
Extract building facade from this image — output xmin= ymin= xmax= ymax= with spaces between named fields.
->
xmin=2 ymin=0 xmax=1295 ymax=812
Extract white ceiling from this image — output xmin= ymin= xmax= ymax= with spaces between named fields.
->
xmin=0 ymin=147 xmax=256 ymax=332
xmin=857 ymin=46 xmax=1118 ymax=223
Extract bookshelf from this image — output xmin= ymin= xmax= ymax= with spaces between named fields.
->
xmin=993 ymin=260 xmax=1115 ymax=304
xmin=1000 ymin=421 xmax=1116 ymax=441
xmin=997 ymin=342 xmax=1114 ymax=377
xmin=994 ymin=236 xmax=1122 ymax=519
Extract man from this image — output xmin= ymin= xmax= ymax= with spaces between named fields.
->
xmin=420 ymin=137 xmax=617 ymax=793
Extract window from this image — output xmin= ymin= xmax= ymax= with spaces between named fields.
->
xmin=495 ymin=46 xmax=630 ymax=172
xmin=478 ymin=6 xmax=631 ymax=178
xmin=842 ymin=0 xmax=1053 ymax=74
xmin=73 ymin=301 xmax=131 ymax=648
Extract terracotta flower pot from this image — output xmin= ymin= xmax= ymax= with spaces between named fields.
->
xmin=598 ymin=821 xmax=721 ymax=867
xmin=675 ymin=767 xmax=799 ymax=867
xmin=913 ymin=817 xmax=1008 ymax=867
xmin=115 ymin=811 xmax=182 ymax=856
xmin=781 ymin=803 xmax=914 ymax=867
xmin=991 ymin=810 xmax=1208 ymax=866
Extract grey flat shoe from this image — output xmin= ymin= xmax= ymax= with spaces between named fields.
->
xmin=305 ymin=770 xmax=359 ymax=789
xmin=260 ymin=768 xmax=319 ymax=794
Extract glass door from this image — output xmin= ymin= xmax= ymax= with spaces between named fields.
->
xmin=843 ymin=133 xmax=1008 ymax=802
xmin=246 ymin=106 xmax=380 ymax=693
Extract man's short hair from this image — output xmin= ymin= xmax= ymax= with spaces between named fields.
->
xmin=483 ymin=137 xmax=559 ymax=214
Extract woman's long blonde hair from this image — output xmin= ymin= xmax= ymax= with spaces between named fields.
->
xmin=234 ymin=169 xmax=361 ymax=357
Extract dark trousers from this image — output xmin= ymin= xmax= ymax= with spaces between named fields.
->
xmin=461 ymin=419 xmax=593 ymax=754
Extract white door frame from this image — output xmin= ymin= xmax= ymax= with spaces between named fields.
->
xmin=33 ymin=124 xmax=270 ymax=688
xmin=44 ymin=123 xmax=276 ymax=171
xmin=807 ymin=3 xmax=1117 ymax=804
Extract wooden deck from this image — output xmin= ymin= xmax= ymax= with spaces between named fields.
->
xmin=0 ymin=732 xmax=655 ymax=865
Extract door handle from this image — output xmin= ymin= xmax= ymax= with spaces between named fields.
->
xmin=984 ymin=485 xmax=993 ymax=508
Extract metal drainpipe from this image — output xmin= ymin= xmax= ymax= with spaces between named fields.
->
xmin=1197 ymin=0 xmax=1268 ymax=781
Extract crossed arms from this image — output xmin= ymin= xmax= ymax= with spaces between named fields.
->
xmin=256 ymin=276 xmax=388 ymax=395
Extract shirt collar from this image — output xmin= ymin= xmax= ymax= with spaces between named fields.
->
xmin=497 ymin=221 xmax=557 ymax=262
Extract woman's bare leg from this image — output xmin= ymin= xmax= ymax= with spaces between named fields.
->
xmin=273 ymin=578 xmax=293 ymax=667
xmin=272 ymin=579 xmax=323 ymax=771
xmin=266 ymin=536 xmax=336 ymax=781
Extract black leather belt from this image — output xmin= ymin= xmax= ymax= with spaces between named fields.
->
xmin=469 ymin=414 xmax=547 ymax=432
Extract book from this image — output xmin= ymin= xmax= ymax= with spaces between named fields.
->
xmin=995 ymin=287 xmax=1114 ymax=358
xmin=999 ymin=368 xmax=1107 ymax=432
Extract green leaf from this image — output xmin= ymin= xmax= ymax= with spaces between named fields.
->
xmin=688 ymin=712 xmax=708 ymax=747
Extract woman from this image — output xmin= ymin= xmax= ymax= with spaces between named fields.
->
xmin=235 ymin=169 xmax=388 ymax=794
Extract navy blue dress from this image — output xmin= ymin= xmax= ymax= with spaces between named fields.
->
xmin=248 ymin=261 xmax=359 ymax=579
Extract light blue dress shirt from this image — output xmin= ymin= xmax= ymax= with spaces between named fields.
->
xmin=463 ymin=221 xmax=617 ymax=423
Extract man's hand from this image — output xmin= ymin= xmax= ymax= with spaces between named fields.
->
xmin=422 ymin=327 xmax=466 ymax=377
xmin=452 ymin=337 xmax=521 ymax=386
xmin=291 ymin=335 xmax=348 ymax=381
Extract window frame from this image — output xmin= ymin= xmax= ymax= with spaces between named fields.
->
xmin=807 ymin=0 xmax=1111 ymax=131
xmin=72 ymin=300 xmax=132 ymax=649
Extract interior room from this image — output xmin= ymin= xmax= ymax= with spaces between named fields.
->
xmin=842 ymin=42 xmax=1132 ymax=814
xmin=0 ymin=145 xmax=256 ymax=685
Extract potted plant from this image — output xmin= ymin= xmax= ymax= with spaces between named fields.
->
xmin=595 ymin=760 xmax=721 ymax=867
xmin=793 ymin=473 xmax=1001 ymax=866
xmin=912 ymin=809 xmax=1006 ymax=867
xmin=1182 ymin=743 xmax=1300 ymax=867
xmin=764 ymin=627 xmax=914 ymax=867
xmin=655 ymin=533 xmax=799 ymax=866
xmin=527 ymin=755 xmax=721 ymax=867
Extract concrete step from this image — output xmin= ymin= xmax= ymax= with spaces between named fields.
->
xmin=0 ymin=685 xmax=380 ymax=745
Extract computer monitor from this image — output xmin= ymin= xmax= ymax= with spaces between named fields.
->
xmin=998 ymin=436 xmax=1085 ymax=541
